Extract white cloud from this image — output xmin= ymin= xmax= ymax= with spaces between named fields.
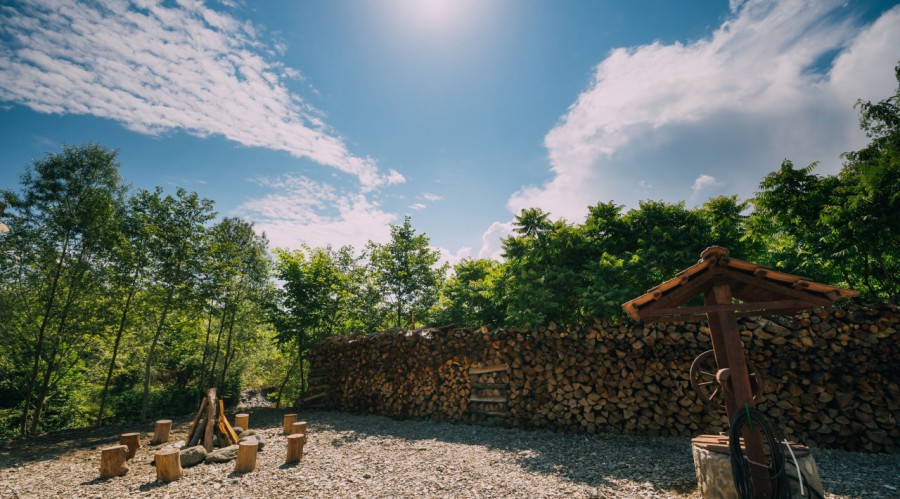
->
xmin=510 ymin=0 xmax=900 ymax=223
xmin=408 ymin=203 xmax=426 ymax=210
xmin=477 ymin=221 xmax=513 ymax=260
xmin=422 ymin=192 xmax=443 ymax=202
xmin=238 ymin=174 xmax=396 ymax=250
xmin=0 ymin=0 xmax=403 ymax=190
xmin=691 ymin=174 xmax=718 ymax=193
xmin=435 ymin=246 xmax=472 ymax=269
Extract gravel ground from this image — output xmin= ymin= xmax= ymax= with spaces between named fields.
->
xmin=0 ymin=409 xmax=897 ymax=498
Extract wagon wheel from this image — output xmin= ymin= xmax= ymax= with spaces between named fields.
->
xmin=689 ymin=349 xmax=763 ymax=412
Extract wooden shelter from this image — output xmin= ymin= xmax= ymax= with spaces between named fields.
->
xmin=622 ymin=246 xmax=856 ymax=497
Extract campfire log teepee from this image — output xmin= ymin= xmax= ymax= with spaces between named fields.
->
xmin=186 ymin=388 xmax=240 ymax=451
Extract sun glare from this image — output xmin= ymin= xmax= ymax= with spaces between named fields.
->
xmin=384 ymin=0 xmax=490 ymax=42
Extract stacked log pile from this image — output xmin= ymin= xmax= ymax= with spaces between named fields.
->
xmin=306 ymin=302 xmax=899 ymax=453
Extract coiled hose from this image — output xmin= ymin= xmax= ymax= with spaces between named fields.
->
xmin=728 ymin=407 xmax=791 ymax=498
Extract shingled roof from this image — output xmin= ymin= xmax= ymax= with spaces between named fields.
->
xmin=621 ymin=246 xmax=858 ymax=323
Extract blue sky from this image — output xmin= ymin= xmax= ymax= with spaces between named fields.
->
xmin=1 ymin=0 xmax=899 ymax=264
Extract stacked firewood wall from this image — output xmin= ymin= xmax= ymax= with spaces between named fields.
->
xmin=306 ymin=302 xmax=899 ymax=453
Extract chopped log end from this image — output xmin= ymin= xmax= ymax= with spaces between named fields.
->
xmin=99 ymin=445 xmax=129 ymax=479
xmin=282 ymin=414 xmax=297 ymax=435
xmin=286 ymin=433 xmax=305 ymax=464
xmin=151 ymin=420 xmax=172 ymax=445
xmin=234 ymin=413 xmax=249 ymax=431
xmin=291 ymin=421 xmax=308 ymax=436
xmin=119 ymin=432 xmax=140 ymax=460
xmin=154 ymin=447 xmax=182 ymax=482
xmin=234 ymin=441 xmax=258 ymax=473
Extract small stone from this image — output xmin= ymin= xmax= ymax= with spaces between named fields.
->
xmin=206 ymin=445 xmax=240 ymax=463
xmin=240 ymin=433 xmax=266 ymax=451
xmin=175 ymin=445 xmax=205 ymax=467
xmin=234 ymin=426 xmax=244 ymax=436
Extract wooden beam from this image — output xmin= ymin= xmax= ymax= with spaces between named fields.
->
xmin=469 ymin=396 xmax=507 ymax=404
xmin=218 ymin=399 xmax=239 ymax=446
xmin=642 ymin=299 xmax=816 ymax=317
xmin=469 ymin=409 xmax=509 ymax=417
xmin=204 ymin=388 xmax=216 ymax=451
xmin=471 ymin=382 xmax=507 ymax=390
xmin=469 ymin=363 xmax=508 ymax=375
xmin=635 ymin=269 xmax=718 ymax=319
xmin=722 ymin=270 xmax=833 ymax=306
xmin=707 ymin=283 xmax=772 ymax=497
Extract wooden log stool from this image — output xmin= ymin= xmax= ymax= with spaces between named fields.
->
xmin=234 ymin=413 xmax=249 ymax=431
xmin=234 ymin=441 xmax=258 ymax=473
xmin=154 ymin=447 xmax=183 ymax=482
xmin=291 ymin=421 xmax=307 ymax=436
xmin=282 ymin=413 xmax=297 ymax=435
xmin=285 ymin=433 xmax=305 ymax=464
xmin=151 ymin=419 xmax=172 ymax=444
xmin=119 ymin=432 xmax=140 ymax=460
xmin=99 ymin=444 xmax=129 ymax=478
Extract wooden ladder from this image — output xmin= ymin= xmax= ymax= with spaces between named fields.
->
xmin=467 ymin=363 xmax=510 ymax=423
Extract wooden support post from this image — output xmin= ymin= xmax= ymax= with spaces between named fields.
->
xmin=154 ymin=447 xmax=182 ymax=482
xmin=291 ymin=421 xmax=307 ymax=436
xmin=119 ymin=432 xmax=140 ymax=460
xmin=151 ymin=419 xmax=172 ymax=444
xmin=285 ymin=433 xmax=305 ymax=464
xmin=234 ymin=441 xmax=258 ymax=473
xmin=282 ymin=413 xmax=296 ymax=435
xmin=234 ymin=413 xmax=249 ymax=431
xmin=99 ymin=445 xmax=129 ymax=478
xmin=708 ymin=282 xmax=772 ymax=498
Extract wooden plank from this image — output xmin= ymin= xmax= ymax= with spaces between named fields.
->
xmin=722 ymin=270 xmax=833 ymax=306
xmin=469 ymin=409 xmax=509 ymax=417
xmin=186 ymin=397 xmax=207 ymax=444
xmin=469 ymin=363 xmax=508 ymax=375
xmin=635 ymin=270 xmax=718 ymax=319
xmin=204 ymin=388 xmax=216 ymax=451
xmin=218 ymin=399 xmax=240 ymax=445
xmin=644 ymin=299 xmax=815 ymax=318
xmin=471 ymin=382 xmax=507 ymax=390
xmin=298 ymin=392 xmax=327 ymax=404
xmin=642 ymin=307 xmax=812 ymax=323
xmin=469 ymin=396 xmax=507 ymax=404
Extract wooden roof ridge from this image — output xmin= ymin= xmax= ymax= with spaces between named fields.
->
xmin=621 ymin=246 xmax=859 ymax=322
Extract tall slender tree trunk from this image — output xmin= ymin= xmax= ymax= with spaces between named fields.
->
xmin=29 ymin=343 xmax=60 ymax=434
xmin=275 ymin=351 xmax=301 ymax=409
xmin=197 ymin=306 xmax=215 ymax=398
xmin=97 ymin=282 xmax=137 ymax=425
xmin=217 ymin=309 xmax=237 ymax=391
xmin=207 ymin=306 xmax=229 ymax=390
xmin=31 ymin=252 xmax=89 ymax=433
xmin=20 ymin=234 xmax=70 ymax=435
xmin=141 ymin=289 xmax=173 ymax=421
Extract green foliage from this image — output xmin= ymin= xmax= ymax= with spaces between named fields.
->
xmin=368 ymin=216 xmax=446 ymax=328
xmin=0 ymin=144 xmax=275 ymax=436
xmin=431 ymin=258 xmax=505 ymax=327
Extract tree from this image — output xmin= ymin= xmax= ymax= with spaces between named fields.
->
xmin=820 ymin=64 xmax=900 ymax=299
xmin=368 ymin=216 xmax=445 ymax=328
xmin=432 ymin=258 xmax=505 ymax=327
xmin=271 ymin=245 xmax=360 ymax=406
xmin=131 ymin=187 xmax=215 ymax=421
xmin=96 ymin=196 xmax=151 ymax=424
xmin=0 ymin=144 xmax=126 ymax=435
